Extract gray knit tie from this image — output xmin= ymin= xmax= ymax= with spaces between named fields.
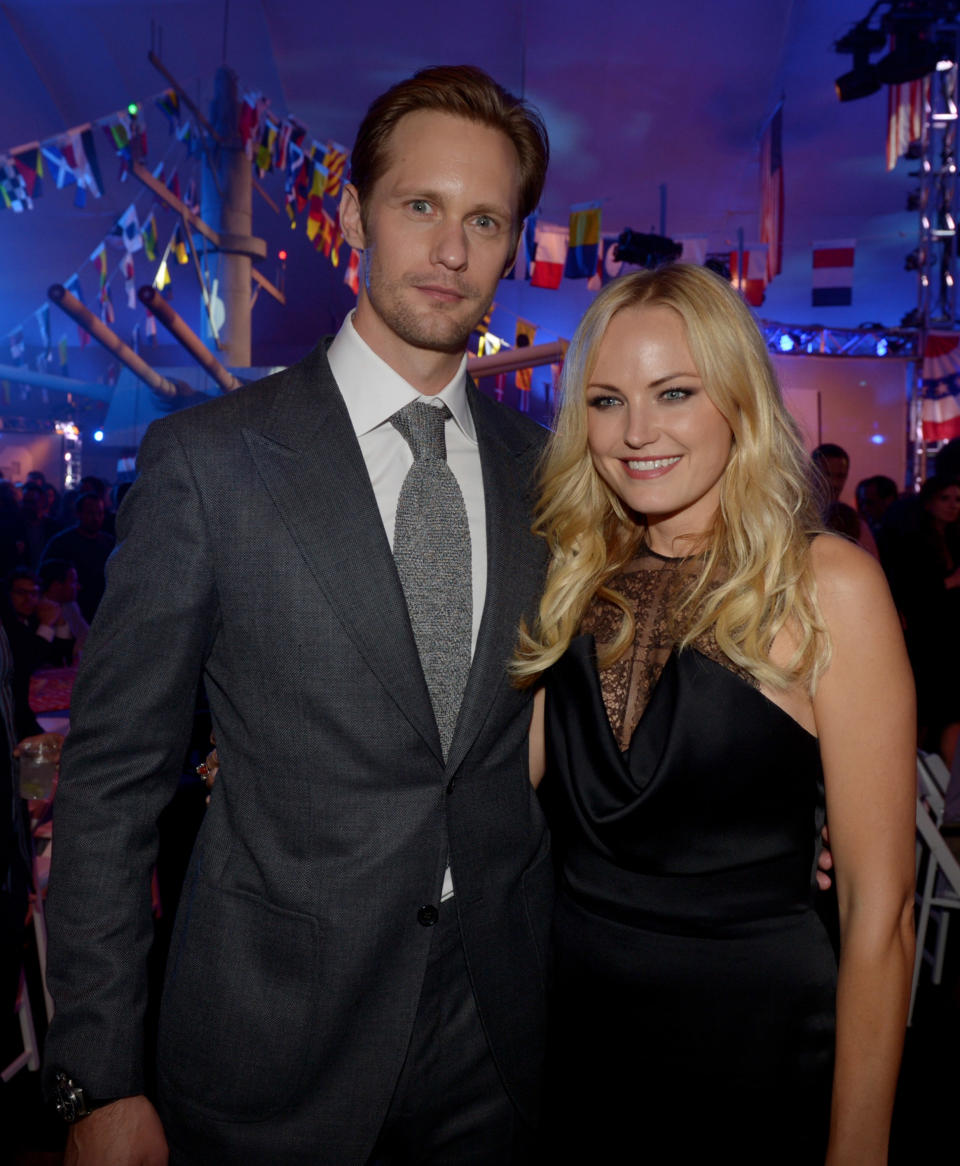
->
xmin=391 ymin=400 xmax=472 ymax=758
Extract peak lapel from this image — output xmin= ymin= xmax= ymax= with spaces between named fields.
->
xmin=242 ymin=349 xmax=442 ymax=759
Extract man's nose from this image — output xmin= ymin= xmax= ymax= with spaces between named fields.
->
xmin=431 ymin=220 xmax=468 ymax=271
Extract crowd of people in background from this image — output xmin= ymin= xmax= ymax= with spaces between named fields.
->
xmin=816 ymin=439 xmax=960 ymax=765
xmin=0 ymin=470 xmax=122 ymax=689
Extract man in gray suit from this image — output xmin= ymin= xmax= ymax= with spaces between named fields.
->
xmin=45 ymin=66 xmax=552 ymax=1165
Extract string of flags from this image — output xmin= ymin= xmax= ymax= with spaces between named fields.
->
xmin=0 ymin=86 xmax=192 ymax=214
xmin=236 ymin=87 xmax=351 ymax=270
xmin=1 ymin=133 xmax=191 ymax=385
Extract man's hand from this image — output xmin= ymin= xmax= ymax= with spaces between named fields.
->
xmin=36 ymin=597 xmax=62 ymax=627
xmin=65 ymin=1095 xmax=168 ymax=1166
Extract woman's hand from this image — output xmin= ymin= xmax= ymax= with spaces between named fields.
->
xmin=195 ymin=733 xmax=218 ymax=804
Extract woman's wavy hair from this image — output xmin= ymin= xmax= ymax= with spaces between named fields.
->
xmin=512 ymin=263 xmax=828 ymax=691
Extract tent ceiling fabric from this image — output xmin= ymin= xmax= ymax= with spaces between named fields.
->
xmin=0 ymin=0 xmax=921 ymax=359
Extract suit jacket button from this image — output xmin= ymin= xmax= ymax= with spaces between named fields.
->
xmin=417 ymin=904 xmax=439 ymax=927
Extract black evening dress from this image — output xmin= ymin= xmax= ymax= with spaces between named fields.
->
xmin=541 ymin=549 xmax=836 ymax=1163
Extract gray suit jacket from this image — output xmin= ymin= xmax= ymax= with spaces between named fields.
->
xmin=44 ymin=344 xmax=552 ymax=1164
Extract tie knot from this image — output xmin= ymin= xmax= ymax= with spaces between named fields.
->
xmin=391 ymin=400 xmax=452 ymax=462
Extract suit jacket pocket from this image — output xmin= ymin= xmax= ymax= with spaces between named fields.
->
xmin=157 ymin=883 xmax=319 ymax=1120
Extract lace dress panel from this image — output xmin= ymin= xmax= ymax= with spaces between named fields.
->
xmin=579 ymin=549 xmax=757 ymax=751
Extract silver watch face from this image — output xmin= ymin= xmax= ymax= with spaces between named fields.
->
xmin=54 ymin=1072 xmax=88 ymax=1123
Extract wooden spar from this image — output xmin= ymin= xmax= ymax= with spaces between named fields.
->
xmin=466 ymin=339 xmax=568 ymax=378
xmin=132 ymin=161 xmax=285 ymax=306
xmin=131 ymin=161 xmax=223 ymax=251
xmin=0 ymin=363 xmax=114 ymax=402
xmin=47 ymin=284 xmax=189 ymax=401
xmin=138 ymin=287 xmax=243 ymax=392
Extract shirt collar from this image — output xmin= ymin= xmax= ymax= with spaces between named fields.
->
xmin=328 ymin=310 xmax=476 ymax=443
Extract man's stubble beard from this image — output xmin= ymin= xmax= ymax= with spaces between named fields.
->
xmin=364 ymin=267 xmax=492 ymax=356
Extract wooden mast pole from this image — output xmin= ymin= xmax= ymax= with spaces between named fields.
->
xmin=203 ymin=66 xmax=255 ymax=368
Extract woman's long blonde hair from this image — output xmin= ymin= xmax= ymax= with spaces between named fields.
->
xmin=512 ymin=263 xmax=828 ymax=690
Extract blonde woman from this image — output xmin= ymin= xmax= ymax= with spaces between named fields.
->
xmin=515 ymin=265 xmax=915 ymax=1163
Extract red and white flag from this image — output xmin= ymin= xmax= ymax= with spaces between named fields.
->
xmin=344 ymin=249 xmax=361 ymax=297
xmin=886 ymin=78 xmax=927 ymax=171
xmin=922 ymin=332 xmax=960 ymax=441
xmin=730 ymin=245 xmax=768 ymax=307
xmin=530 ymin=222 xmax=568 ymax=289
xmin=759 ymin=105 xmax=784 ymax=283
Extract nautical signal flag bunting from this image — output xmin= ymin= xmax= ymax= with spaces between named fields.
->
xmin=530 ymin=222 xmax=568 ymax=289
xmin=564 ymin=202 xmax=602 ymax=279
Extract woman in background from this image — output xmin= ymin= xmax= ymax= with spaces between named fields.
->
xmin=515 ymin=265 xmax=915 ymax=1162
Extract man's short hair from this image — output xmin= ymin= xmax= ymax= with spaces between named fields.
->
xmin=811 ymin=443 xmax=849 ymax=465
xmin=7 ymin=565 xmax=38 ymax=592
xmin=38 ymin=558 xmax=76 ymax=590
xmin=855 ymin=475 xmax=898 ymax=504
xmin=350 ymin=64 xmax=549 ymax=227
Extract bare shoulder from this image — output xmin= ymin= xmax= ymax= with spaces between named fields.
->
xmin=809 ymin=532 xmax=893 ymax=618
xmin=808 ymin=534 xmax=908 ymax=690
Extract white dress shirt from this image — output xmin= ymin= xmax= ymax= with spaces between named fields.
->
xmin=328 ymin=312 xmax=488 ymax=902
xmin=327 ymin=311 xmax=487 ymax=657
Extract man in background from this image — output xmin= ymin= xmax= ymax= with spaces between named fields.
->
xmin=40 ymin=492 xmax=114 ymax=623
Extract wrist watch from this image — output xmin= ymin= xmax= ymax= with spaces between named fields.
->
xmin=53 ymin=1072 xmax=119 ymax=1123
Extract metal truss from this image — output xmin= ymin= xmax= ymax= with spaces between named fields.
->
xmin=759 ymin=321 xmax=919 ymax=358
xmin=915 ymin=35 xmax=960 ymax=328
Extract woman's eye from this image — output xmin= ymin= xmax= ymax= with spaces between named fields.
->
xmin=660 ymin=387 xmax=692 ymax=401
xmin=587 ymin=395 xmax=622 ymax=409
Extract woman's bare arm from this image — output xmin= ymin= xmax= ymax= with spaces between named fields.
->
xmin=810 ymin=534 xmax=916 ymax=1164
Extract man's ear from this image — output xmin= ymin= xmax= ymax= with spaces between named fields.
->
xmin=339 ymin=183 xmax=366 ymax=250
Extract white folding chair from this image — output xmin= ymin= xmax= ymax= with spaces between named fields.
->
xmin=915 ymin=752 xmax=958 ymax=989
xmin=917 ymin=750 xmax=950 ymax=821
xmin=1 ymin=968 xmax=40 ymax=1081
xmin=29 ymin=843 xmax=53 ymax=1022
xmin=909 ymin=793 xmax=960 ymax=1025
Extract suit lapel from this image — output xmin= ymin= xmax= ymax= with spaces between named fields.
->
xmin=242 ymin=347 xmax=442 ymax=757
xmin=446 ymin=384 xmax=545 ymax=774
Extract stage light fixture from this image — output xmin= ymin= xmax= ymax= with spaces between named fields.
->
xmin=876 ymin=30 xmax=943 ymax=86
xmin=834 ymin=21 xmax=886 ymax=101
xmin=704 ymin=257 xmax=731 ymax=282
xmin=613 ymin=229 xmax=682 ymax=268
